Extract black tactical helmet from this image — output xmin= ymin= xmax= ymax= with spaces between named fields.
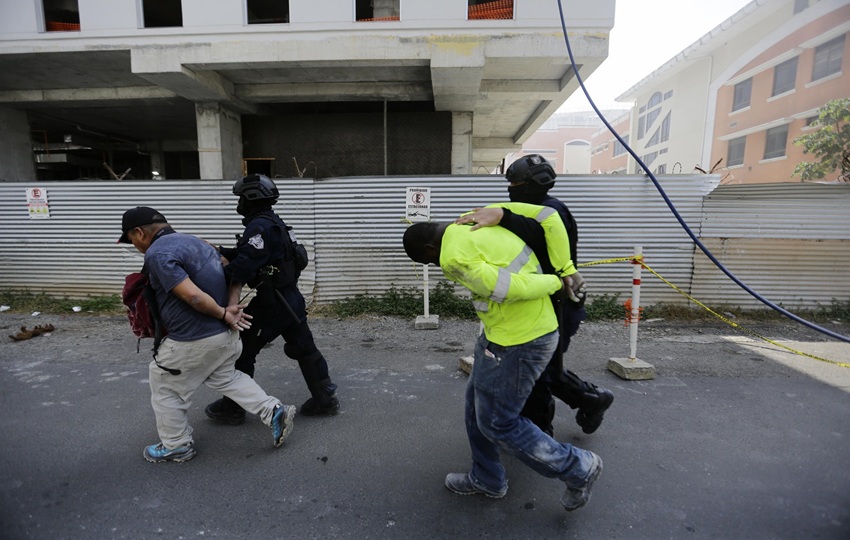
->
xmin=232 ymin=174 xmax=279 ymax=202
xmin=505 ymin=154 xmax=557 ymax=188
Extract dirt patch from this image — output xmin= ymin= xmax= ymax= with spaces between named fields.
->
xmin=2 ymin=311 xmax=847 ymax=379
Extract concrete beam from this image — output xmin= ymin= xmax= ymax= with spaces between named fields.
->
xmin=132 ymin=49 xmax=255 ymax=113
xmin=430 ymin=41 xmax=485 ymax=112
xmin=238 ymin=82 xmax=432 ymax=102
xmin=0 ymin=86 xmax=175 ymax=104
xmin=479 ymin=79 xmax=562 ymax=94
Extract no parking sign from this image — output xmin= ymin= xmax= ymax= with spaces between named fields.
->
xmin=26 ymin=187 xmax=50 ymax=219
xmin=405 ymin=187 xmax=430 ymax=222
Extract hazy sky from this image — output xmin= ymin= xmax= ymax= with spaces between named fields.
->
xmin=558 ymin=0 xmax=754 ymax=112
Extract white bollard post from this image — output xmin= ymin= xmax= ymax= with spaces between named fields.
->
xmin=423 ymin=264 xmax=430 ymax=318
xmin=629 ymin=246 xmax=642 ymax=360
xmin=607 ymin=246 xmax=656 ymax=380
xmin=415 ymin=264 xmax=439 ymax=329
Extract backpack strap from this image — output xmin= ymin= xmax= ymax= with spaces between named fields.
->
xmin=140 ymin=265 xmax=180 ymax=374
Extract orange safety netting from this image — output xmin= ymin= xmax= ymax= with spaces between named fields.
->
xmin=46 ymin=21 xmax=80 ymax=31
xmin=468 ymin=0 xmax=514 ymax=20
xmin=356 ymin=16 xmax=401 ymax=22
xmin=623 ymin=299 xmax=644 ymax=326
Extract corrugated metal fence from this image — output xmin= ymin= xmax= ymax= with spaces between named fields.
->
xmin=693 ymin=182 xmax=850 ymax=309
xmin=1 ymin=176 xmax=848 ymax=310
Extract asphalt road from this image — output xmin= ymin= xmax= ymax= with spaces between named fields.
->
xmin=1 ymin=313 xmax=848 ymax=539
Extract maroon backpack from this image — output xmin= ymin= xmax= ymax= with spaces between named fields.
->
xmin=122 ymin=270 xmax=167 ymax=354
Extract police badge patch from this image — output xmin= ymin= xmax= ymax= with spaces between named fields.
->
xmin=248 ymin=233 xmax=264 ymax=249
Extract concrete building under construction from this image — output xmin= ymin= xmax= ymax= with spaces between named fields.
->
xmin=0 ymin=0 xmax=615 ymax=182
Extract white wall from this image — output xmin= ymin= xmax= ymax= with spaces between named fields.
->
xmin=1 ymin=0 xmax=614 ymax=40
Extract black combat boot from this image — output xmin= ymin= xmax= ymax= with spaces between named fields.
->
xmin=300 ymin=384 xmax=340 ymax=416
xmin=552 ymin=370 xmax=614 ymax=434
xmin=204 ymin=396 xmax=247 ymax=425
xmin=521 ymin=379 xmax=556 ymax=437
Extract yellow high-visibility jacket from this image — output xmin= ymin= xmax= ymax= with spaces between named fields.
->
xmin=440 ymin=202 xmax=576 ymax=346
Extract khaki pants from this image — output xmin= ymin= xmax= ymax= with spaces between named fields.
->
xmin=149 ymin=329 xmax=280 ymax=449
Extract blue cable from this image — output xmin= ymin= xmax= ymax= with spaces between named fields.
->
xmin=555 ymin=0 xmax=850 ymax=343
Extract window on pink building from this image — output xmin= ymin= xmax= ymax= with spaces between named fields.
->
xmin=732 ymin=78 xmax=752 ymax=112
xmin=727 ymin=136 xmax=746 ymax=167
xmin=812 ymin=34 xmax=845 ymax=82
xmin=764 ymin=125 xmax=789 ymax=159
xmin=772 ymin=57 xmax=798 ymax=96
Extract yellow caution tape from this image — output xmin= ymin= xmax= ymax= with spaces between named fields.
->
xmin=578 ymin=255 xmax=850 ymax=368
xmin=578 ymin=257 xmax=635 ymax=267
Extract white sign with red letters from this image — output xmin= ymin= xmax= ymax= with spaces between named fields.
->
xmin=405 ymin=187 xmax=430 ymax=222
xmin=26 ymin=187 xmax=50 ymax=219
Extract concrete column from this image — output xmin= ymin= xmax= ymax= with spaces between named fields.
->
xmin=0 ymin=108 xmax=36 ymax=181
xmin=148 ymin=144 xmax=165 ymax=179
xmin=451 ymin=112 xmax=473 ymax=175
xmin=195 ymin=103 xmax=242 ymax=180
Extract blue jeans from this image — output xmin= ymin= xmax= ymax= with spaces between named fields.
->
xmin=465 ymin=330 xmax=597 ymax=492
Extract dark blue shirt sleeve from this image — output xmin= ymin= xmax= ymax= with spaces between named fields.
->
xmin=223 ymin=220 xmax=273 ymax=285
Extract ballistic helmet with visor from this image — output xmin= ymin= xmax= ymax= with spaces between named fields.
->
xmin=232 ymin=174 xmax=279 ymax=202
xmin=505 ymin=154 xmax=557 ymax=188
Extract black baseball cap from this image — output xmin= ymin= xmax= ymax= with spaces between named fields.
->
xmin=118 ymin=206 xmax=168 ymax=243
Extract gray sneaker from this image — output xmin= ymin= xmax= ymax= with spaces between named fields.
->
xmin=143 ymin=442 xmax=196 ymax=463
xmin=444 ymin=472 xmax=507 ymax=499
xmin=562 ymin=452 xmax=602 ymax=511
xmin=271 ymin=404 xmax=296 ymax=447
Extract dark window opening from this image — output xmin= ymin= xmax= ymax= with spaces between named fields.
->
xmin=638 ymin=152 xmax=658 ymax=173
xmin=164 ymin=151 xmax=200 ymax=179
xmin=727 ymin=136 xmax=746 ymax=167
xmin=613 ymin=135 xmax=629 ymax=157
xmin=468 ymin=0 xmax=514 ymax=20
xmin=356 ymin=0 xmax=400 ymax=21
xmin=812 ymin=34 xmax=845 ymax=81
xmin=660 ymin=112 xmax=671 ymax=143
xmin=648 ymin=128 xmax=660 ymax=147
xmin=732 ymin=78 xmax=752 ymax=111
xmin=243 ymin=158 xmax=275 ymax=177
xmin=764 ymin=124 xmax=789 ymax=160
xmin=143 ymin=0 xmax=183 ymax=28
xmin=772 ymin=56 xmax=798 ymax=96
xmin=44 ymin=0 xmax=80 ymax=32
xmin=247 ymin=0 xmax=289 ymax=24
xmin=647 ymin=91 xmax=662 ymax=109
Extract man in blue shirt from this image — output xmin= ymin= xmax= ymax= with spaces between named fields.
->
xmin=118 ymin=206 xmax=296 ymax=463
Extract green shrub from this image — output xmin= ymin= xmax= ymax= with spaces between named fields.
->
xmin=429 ymin=281 xmax=477 ymax=319
xmin=330 ymin=285 xmax=424 ymax=318
xmin=584 ymin=293 xmax=622 ymax=321
xmin=0 ymin=289 xmax=123 ymax=314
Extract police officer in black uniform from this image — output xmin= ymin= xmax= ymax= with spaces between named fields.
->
xmin=204 ymin=174 xmax=339 ymax=423
xmin=501 ymin=154 xmax=614 ymax=436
